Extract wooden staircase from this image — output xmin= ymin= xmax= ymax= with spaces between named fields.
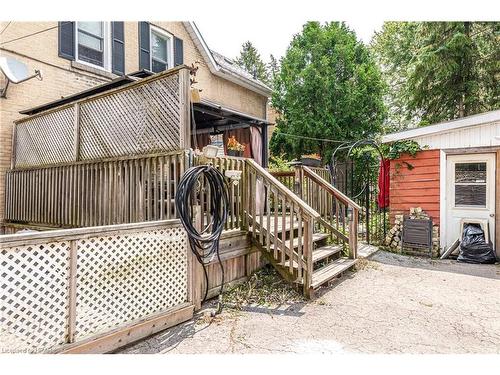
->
xmin=244 ymin=159 xmax=361 ymax=298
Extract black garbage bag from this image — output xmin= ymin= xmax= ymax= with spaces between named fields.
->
xmin=457 ymin=224 xmax=497 ymax=264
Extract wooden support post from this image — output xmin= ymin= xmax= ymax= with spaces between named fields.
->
xmin=10 ymin=124 xmax=17 ymax=169
xmin=73 ymin=103 xmax=81 ymax=161
xmin=192 ymin=204 xmax=203 ymax=310
xmin=242 ymin=164 xmax=249 ymax=231
xmin=348 ymin=208 xmax=358 ymax=259
xmin=294 ymin=166 xmax=303 ymax=198
xmin=179 ymin=68 xmax=191 ymax=150
xmin=303 ymin=217 xmax=314 ymax=298
xmin=67 ymin=240 xmax=78 ymax=343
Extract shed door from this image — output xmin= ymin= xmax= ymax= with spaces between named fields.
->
xmin=446 ymin=154 xmax=496 ymax=250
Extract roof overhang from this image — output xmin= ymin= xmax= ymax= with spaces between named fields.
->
xmin=381 ymin=110 xmax=500 ymax=143
xmin=183 ymin=21 xmax=272 ymax=98
xmin=193 ymin=99 xmax=270 ymax=134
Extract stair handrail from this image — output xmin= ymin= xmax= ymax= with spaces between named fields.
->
xmin=245 ymin=159 xmax=321 ymax=297
xmin=299 ymin=165 xmax=360 ymax=259
xmin=246 ymin=159 xmax=320 ymax=220
xmin=301 ymin=166 xmax=362 ymax=211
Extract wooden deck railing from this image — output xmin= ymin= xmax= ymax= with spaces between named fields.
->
xmin=193 ymin=155 xmax=246 ymax=231
xmin=297 ymin=165 xmax=360 ymax=258
xmin=4 ymin=150 xmax=187 ymax=228
xmin=246 ymin=159 xmax=320 ymax=295
xmin=268 ymin=170 xmax=295 ymax=190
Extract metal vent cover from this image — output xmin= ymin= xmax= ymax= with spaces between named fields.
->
xmin=402 ymin=216 xmax=433 ymax=253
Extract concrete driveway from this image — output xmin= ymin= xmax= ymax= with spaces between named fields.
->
xmin=117 ymin=251 xmax=500 ymax=354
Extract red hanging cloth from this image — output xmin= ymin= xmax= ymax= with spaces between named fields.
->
xmin=377 ymin=158 xmax=390 ymax=208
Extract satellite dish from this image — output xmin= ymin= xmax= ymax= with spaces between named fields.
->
xmin=0 ymin=56 xmax=42 ymax=98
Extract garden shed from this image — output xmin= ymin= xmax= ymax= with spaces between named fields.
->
xmin=382 ymin=110 xmax=500 ymax=257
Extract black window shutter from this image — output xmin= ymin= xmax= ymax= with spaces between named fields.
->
xmin=111 ymin=22 xmax=125 ymax=75
xmin=174 ymin=37 xmax=184 ymax=66
xmin=58 ymin=21 xmax=75 ymax=60
xmin=138 ymin=22 xmax=151 ymax=70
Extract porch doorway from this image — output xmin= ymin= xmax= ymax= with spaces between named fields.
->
xmin=445 ymin=153 xmax=496 ymax=252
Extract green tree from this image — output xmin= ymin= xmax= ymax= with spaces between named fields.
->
xmin=267 ymin=54 xmax=280 ymax=88
xmin=235 ymin=41 xmax=269 ymax=84
xmin=370 ymin=22 xmax=420 ymax=131
xmin=270 ymin=22 xmax=386 ymax=160
xmin=372 ymin=22 xmax=500 ymax=129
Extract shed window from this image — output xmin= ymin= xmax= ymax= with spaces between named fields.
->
xmin=454 ymin=162 xmax=487 ymax=207
xmin=76 ymin=22 xmax=110 ymax=70
xmin=150 ymin=26 xmax=173 ymax=73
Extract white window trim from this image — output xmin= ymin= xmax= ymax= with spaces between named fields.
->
xmin=75 ymin=21 xmax=112 ymax=72
xmin=149 ymin=25 xmax=174 ymax=72
xmin=452 ymin=161 xmax=489 ymax=209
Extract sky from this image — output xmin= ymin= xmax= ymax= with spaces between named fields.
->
xmin=195 ymin=19 xmax=384 ymax=63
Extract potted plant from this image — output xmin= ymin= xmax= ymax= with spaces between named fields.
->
xmin=227 ymin=136 xmax=245 ymax=157
xmin=301 ymin=153 xmax=322 ymax=167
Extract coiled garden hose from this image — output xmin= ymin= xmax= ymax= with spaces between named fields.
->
xmin=175 ymin=165 xmax=229 ymax=315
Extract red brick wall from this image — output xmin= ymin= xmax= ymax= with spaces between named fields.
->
xmin=389 ymin=149 xmax=440 ymax=226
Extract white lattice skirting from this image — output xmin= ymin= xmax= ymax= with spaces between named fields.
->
xmin=0 ymin=221 xmax=189 ymax=353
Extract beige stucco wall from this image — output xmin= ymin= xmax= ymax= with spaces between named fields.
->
xmin=0 ymin=21 xmax=269 ymax=221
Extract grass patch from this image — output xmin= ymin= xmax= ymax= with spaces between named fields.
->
xmin=222 ymin=266 xmax=305 ymax=309
xmin=355 ymin=257 xmax=380 ymax=271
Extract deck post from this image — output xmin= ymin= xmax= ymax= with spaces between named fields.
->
xmin=348 ymin=207 xmax=358 ymax=259
xmin=302 ymin=216 xmax=314 ymax=298
xmin=67 ymin=239 xmax=78 ymax=343
xmin=192 ymin=205 xmax=203 ymax=310
xmin=179 ymin=67 xmax=191 ymax=150
xmin=73 ymin=103 xmax=81 ymax=161
xmin=10 ymin=124 xmax=17 ymax=169
xmin=294 ymin=165 xmax=303 ymax=198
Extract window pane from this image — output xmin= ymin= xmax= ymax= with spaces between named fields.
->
xmin=455 ymin=185 xmax=486 ymax=206
xmin=151 ymin=32 xmax=167 ymax=62
xmin=78 ymin=45 xmax=104 ymax=67
xmin=455 ymin=162 xmax=486 ymax=183
xmin=78 ymin=22 xmax=103 ymax=37
xmin=152 ymin=59 xmax=167 ymax=73
xmin=78 ymin=32 xmax=102 ymax=51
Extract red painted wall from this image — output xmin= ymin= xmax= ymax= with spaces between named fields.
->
xmin=389 ymin=149 xmax=440 ymax=226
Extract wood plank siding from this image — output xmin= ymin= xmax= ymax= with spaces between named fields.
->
xmin=389 ymin=150 xmax=440 ymax=226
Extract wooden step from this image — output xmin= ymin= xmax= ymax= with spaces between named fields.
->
xmin=270 ymin=232 xmax=329 ymax=251
xmin=253 ymin=215 xmax=303 ymax=234
xmin=311 ymin=257 xmax=356 ymax=289
xmin=312 ymin=244 xmax=343 ymax=263
xmin=283 ymin=244 xmax=343 ymax=269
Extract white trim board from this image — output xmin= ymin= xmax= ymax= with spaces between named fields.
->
xmin=382 ymin=110 xmax=500 ymax=143
xmin=439 ymin=150 xmax=446 ymax=253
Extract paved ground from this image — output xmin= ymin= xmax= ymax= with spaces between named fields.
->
xmin=118 ymin=251 xmax=500 ymax=354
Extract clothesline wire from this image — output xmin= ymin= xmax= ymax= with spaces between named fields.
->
xmin=0 ymin=22 xmax=71 ymax=46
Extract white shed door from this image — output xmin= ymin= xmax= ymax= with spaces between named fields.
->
xmin=446 ymin=154 xmax=496 ymax=248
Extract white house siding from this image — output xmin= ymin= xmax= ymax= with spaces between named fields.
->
xmin=413 ymin=121 xmax=500 ymax=150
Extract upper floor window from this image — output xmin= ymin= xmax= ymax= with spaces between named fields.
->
xmin=150 ymin=26 xmax=173 ymax=73
xmin=76 ymin=22 xmax=111 ymax=71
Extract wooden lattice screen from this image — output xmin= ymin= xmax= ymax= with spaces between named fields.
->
xmin=0 ymin=220 xmax=193 ymax=353
xmin=12 ymin=66 xmax=191 ymax=168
